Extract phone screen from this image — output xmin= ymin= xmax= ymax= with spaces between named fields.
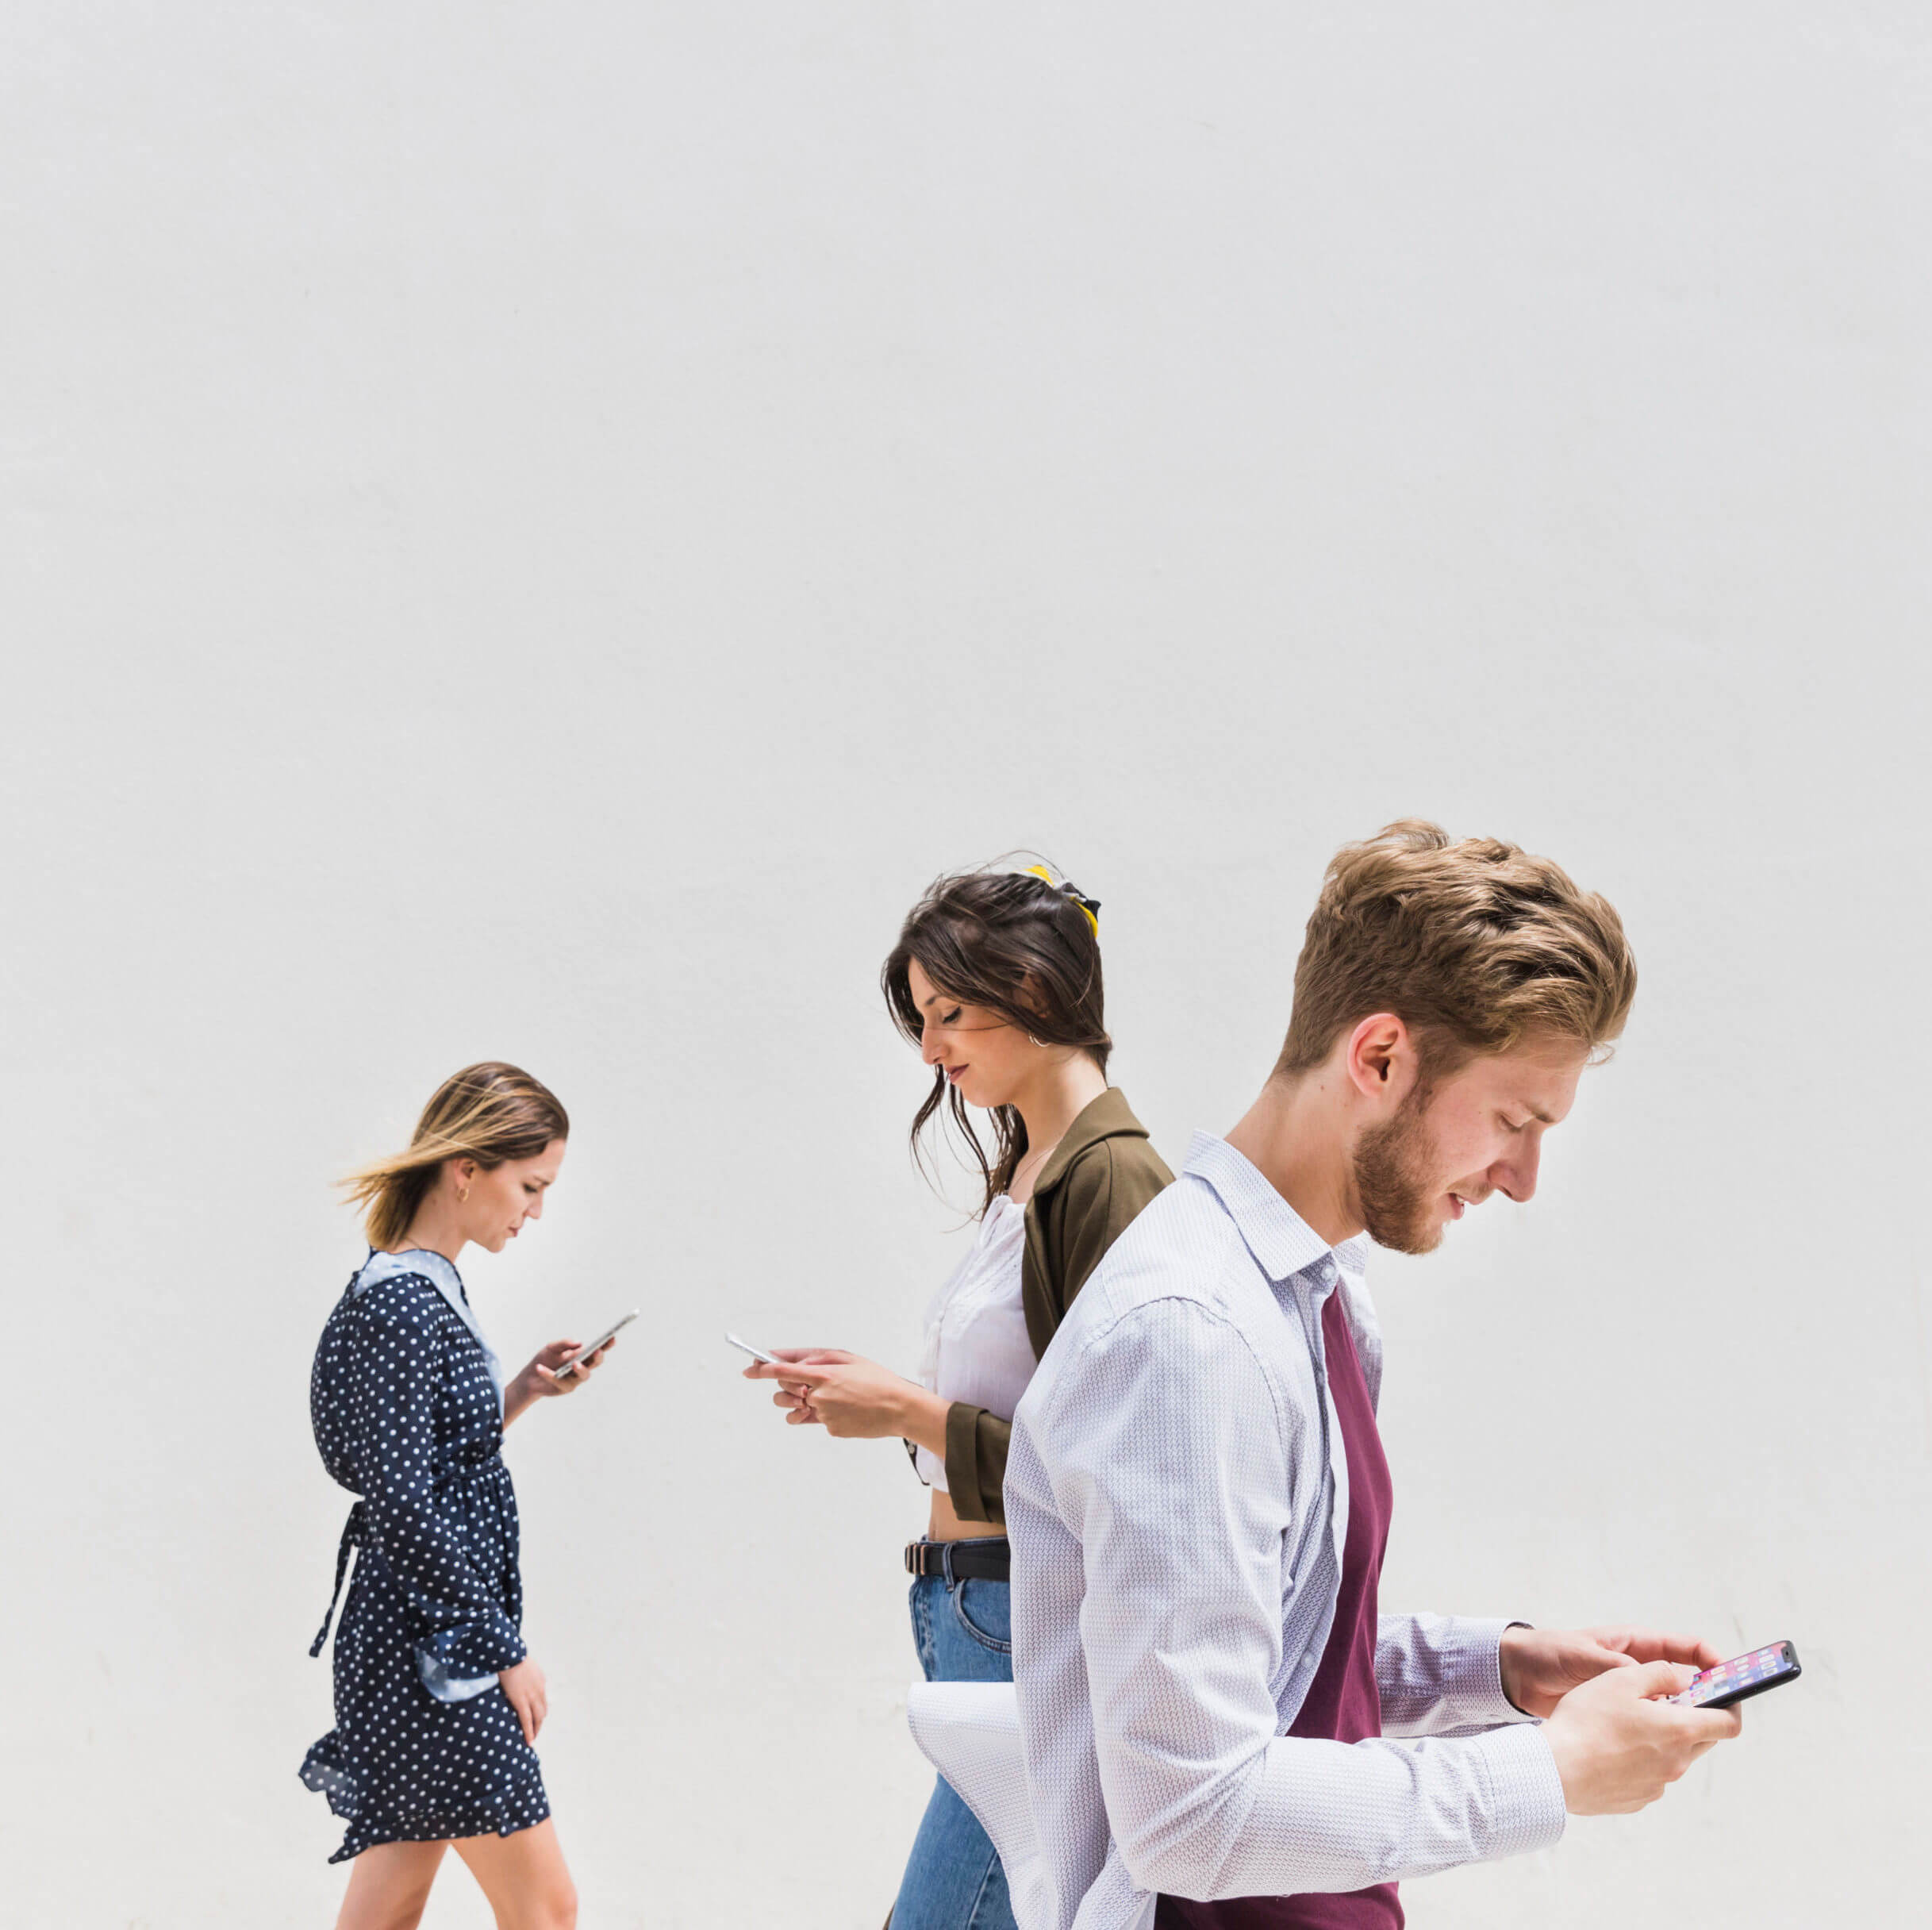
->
xmin=1673 ymin=1640 xmax=1800 ymax=1708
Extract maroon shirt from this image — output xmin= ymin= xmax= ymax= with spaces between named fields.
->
xmin=1156 ymin=1289 xmax=1401 ymax=1929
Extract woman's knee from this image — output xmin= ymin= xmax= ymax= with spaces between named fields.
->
xmin=514 ymin=1872 xmax=577 ymax=1930
xmin=535 ymin=1882 xmax=578 ymax=1930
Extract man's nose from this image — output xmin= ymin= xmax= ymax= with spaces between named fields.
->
xmin=1494 ymin=1137 xmax=1542 ymax=1204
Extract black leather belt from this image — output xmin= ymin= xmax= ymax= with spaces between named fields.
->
xmin=904 ymin=1536 xmax=1010 ymax=1582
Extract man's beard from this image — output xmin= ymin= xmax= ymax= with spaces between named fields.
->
xmin=1353 ymin=1091 xmax=1445 ymax=1255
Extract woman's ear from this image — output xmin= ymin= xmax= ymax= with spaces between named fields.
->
xmin=1014 ymin=971 xmax=1054 ymax=1028
xmin=1012 ymin=975 xmax=1055 ymax=1050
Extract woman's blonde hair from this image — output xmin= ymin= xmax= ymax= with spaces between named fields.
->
xmin=340 ymin=1061 xmax=570 ymax=1251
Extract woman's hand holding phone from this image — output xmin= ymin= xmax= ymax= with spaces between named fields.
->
xmin=503 ymin=1335 xmax=619 ymax=1424
xmin=742 ymin=1348 xmax=951 ymax=1447
xmin=742 ymin=1348 xmax=848 ymax=1426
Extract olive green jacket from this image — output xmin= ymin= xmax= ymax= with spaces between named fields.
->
xmin=940 ymin=1087 xmax=1173 ymax=1524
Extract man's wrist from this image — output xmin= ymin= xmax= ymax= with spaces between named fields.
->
xmin=1499 ymin=1621 xmax=1534 ymax=1715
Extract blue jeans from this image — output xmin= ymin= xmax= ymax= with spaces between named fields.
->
xmin=893 ymin=1545 xmax=1017 ymax=1930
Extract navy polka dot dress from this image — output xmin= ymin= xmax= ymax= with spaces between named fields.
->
xmin=300 ymin=1249 xmax=548 ymax=1862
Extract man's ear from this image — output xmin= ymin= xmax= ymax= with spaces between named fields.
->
xmin=1342 ymin=1013 xmax=1418 ymax=1108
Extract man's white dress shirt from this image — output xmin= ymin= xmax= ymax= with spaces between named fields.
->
xmin=910 ymin=1132 xmax=1567 ymax=1930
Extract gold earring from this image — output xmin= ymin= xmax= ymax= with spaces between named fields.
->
xmin=458 ymin=1186 xmax=470 ymax=1202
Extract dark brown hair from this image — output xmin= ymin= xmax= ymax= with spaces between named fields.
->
xmin=1276 ymin=820 xmax=1638 ymax=1081
xmin=340 ymin=1061 xmax=570 ymax=1250
xmin=882 ymin=864 xmax=1109 ymax=1213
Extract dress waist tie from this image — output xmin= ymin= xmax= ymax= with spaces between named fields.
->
xmin=309 ymin=1499 xmax=366 ymax=1658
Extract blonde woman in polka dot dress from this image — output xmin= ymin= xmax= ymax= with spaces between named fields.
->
xmin=302 ymin=1062 xmax=615 ymax=1930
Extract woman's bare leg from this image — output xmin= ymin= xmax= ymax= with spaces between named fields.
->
xmin=450 ymin=1819 xmax=578 ymax=1930
xmin=335 ymin=1840 xmax=447 ymax=1930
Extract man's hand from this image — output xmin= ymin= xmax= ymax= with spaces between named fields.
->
xmin=1541 ymin=1659 xmax=1742 ymax=1814
xmin=1500 ymin=1624 xmax=1725 ymax=1719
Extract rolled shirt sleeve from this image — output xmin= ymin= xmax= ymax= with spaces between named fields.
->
xmin=943 ymin=1400 xmax=1013 ymax=1526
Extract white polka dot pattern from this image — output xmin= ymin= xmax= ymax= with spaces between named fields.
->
xmin=299 ymin=1259 xmax=548 ymax=1863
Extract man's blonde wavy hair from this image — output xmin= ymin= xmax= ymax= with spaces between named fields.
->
xmin=1275 ymin=821 xmax=1637 ymax=1082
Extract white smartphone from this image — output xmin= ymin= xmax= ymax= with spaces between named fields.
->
xmin=725 ymin=1331 xmax=782 ymax=1366
xmin=553 ymin=1310 xmax=638 ymax=1379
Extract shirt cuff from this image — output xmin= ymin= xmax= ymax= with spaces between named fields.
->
xmin=1453 ymin=1616 xmax=1538 ymax=1728
xmin=1469 ymin=1720 xmax=1569 ymax=1860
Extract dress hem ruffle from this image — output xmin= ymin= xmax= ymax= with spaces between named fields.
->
xmin=300 ymin=1732 xmax=551 ymax=1864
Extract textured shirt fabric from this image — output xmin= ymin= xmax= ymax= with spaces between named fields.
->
xmin=917 ymin=1194 xmax=1034 ymax=1494
xmin=908 ymin=1132 xmax=1566 ymax=1930
xmin=1155 ymin=1291 xmax=1402 ymax=1930
xmin=302 ymin=1249 xmax=547 ymax=1862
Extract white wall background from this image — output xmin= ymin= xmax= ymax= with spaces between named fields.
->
xmin=2 ymin=5 xmax=1926 ymax=1924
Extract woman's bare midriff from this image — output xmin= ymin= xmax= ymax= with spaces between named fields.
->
xmin=927 ymin=1486 xmax=1008 ymax=1543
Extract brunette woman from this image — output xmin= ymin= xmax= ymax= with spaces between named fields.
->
xmin=302 ymin=1061 xmax=616 ymax=1930
xmin=743 ymin=865 xmax=1173 ymax=1930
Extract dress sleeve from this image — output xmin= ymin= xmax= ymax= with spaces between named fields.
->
xmin=348 ymin=1296 xmax=527 ymax=1697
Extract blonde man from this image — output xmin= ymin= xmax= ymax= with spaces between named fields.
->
xmin=912 ymin=822 xmax=1742 ymax=1930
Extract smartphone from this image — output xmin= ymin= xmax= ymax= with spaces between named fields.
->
xmin=553 ymin=1310 xmax=638 ymax=1379
xmin=725 ymin=1331 xmax=783 ymax=1366
xmin=1671 ymin=1640 xmax=1802 ymax=1709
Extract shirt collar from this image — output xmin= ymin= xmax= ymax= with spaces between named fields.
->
xmin=1182 ymin=1130 xmax=1339 ymax=1283
xmin=357 ymin=1244 xmax=465 ymax=1299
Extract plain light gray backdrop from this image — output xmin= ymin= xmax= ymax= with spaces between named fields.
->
xmin=2 ymin=4 xmax=1926 ymax=1924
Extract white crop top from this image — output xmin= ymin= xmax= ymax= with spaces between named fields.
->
xmin=914 ymin=1194 xmax=1035 ymax=1492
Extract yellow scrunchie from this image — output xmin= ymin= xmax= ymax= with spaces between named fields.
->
xmin=1023 ymin=864 xmax=1100 ymax=938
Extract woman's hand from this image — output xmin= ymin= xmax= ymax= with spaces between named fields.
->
xmin=742 ymin=1348 xmax=848 ymax=1428
xmin=498 ymin=1655 xmax=549 ymax=1745
xmin=503 ymin=1336 xmax=616 ymax=1424
xmin=743 ymin=1349 xmax=948 ymax=1447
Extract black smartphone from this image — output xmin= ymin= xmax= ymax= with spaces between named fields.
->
xmin=1672 ymin=1640 xmax=1801 ymax=1709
